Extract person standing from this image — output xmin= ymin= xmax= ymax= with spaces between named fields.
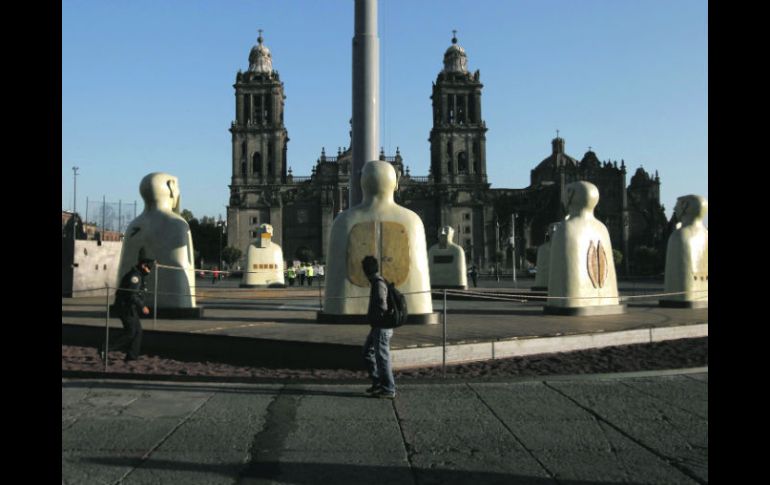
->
xmin=101 ymin=258 xmax=153 ymax=362
xmin=306 ymin=263 xmax=315 ymax=286
xmin=287 ymin=265 xmax=296 ymax=286
xmin=361 ymin=255 xmax=396 ymax=399
xmin=469 ymin=265 xmax=479 ymax=288
xmin=298 ymin=265 xmax=306 ymax=286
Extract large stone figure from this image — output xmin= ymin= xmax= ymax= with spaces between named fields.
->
xmin=241 ymin=223 xmax=285 ymax=288
xmin=319 ymin=160 xmax=438 ymax=323
xmin=428 ymin=226 xmax=467 ymax=289
xmin=545 ymin=181 xmax=625 ymax=315
xmin=532 ymin=223 xmax=558 ymax=291
xmin=660 ymin=195 xmax=708 ymax=308
xmin=117 ymin=172 xmax=201 ymax=317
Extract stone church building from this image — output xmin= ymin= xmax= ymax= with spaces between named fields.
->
xmin=226 ymin=33 xmax=668 ymax=273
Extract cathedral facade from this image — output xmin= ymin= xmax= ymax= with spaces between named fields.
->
xmin=226 ymin=33 xmax=667 ymax=273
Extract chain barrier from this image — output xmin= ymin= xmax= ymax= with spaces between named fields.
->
xmin=69 ymin=270 xmax=706 ymax=373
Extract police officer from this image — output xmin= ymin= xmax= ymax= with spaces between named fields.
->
xmin=100 ymin=258 xmax=153 ymax=362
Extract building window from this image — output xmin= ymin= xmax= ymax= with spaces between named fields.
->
xmin=464 ymin=226 xmax=471 ymax=234
xmin=464 ymin=213 xmax=471 ymax=220
xmin=253 ymin=152 xmax=262 ymax=174
xmin=241 ymin=162 xmax=247 ymax=177
xmin=458 ymin=151 xmax=468 ymax=173
xmin=251 ymin=217 xmax=258 ymax=224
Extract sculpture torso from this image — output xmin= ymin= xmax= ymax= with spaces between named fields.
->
xmin=324 ymin=161 xmax=433 ymax=315
xmin=428 ymin=226 xmax=467 ymax=288
xmin=243 ymin=224 xmax=285 ymax=286
xmin=664 ymin=195 xmax=708 ymax=302
xmin=117 ymin=173 xmax=196 ymax=309
xmin=548 ymin=182 xmax=619 ymax=307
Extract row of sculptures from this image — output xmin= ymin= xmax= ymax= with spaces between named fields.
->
xmin=115 ymin=166 xmax=707 ymax=320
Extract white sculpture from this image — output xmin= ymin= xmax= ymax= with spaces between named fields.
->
xmin=533 ymin=223 xmax=558 ymax=290
xmin=241 ymin=223 xmax=285 ymax=287
xmin=320 ymin=160 xmax=435 ymax=323
xmin=428 ymin=226 xmax=467 ymax=289
xmin=661 ymin=195 xmax=708 ymax=308
xmin=545 ymin=181 xmax=624 ymax=315
xmin=117 ymin=172 xmax=197 ymax=313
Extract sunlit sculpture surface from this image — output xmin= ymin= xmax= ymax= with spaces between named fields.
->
xmin=319 ymin=160 xmax=437 ymax=323
xmin=241 ymin=223 xmax=285 ymax=288
xmin=117 ymin=172 xmax=198 ymax=315
xmin=545 ymin=181 xmax=624 ymax=315
xmin=533 ymin=223 xmax=558 ymax=291
xmin=661 ymin=195 xmax=708 ymax=308
xmin=428 ymin=226 xmax=467 ymax=289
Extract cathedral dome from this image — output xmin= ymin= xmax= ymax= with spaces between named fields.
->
xmin=249 ymin=31 xmax=273 ymax=74
xmin=443 ymin=33 xmax=468 ymax=73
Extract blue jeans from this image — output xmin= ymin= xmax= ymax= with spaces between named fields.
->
xmin=363 ymin=327 xmax=395 ymax=393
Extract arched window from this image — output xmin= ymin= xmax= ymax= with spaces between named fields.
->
xmin=447 ymin=141 xmax=454 ymax=174
xmin=241 ymin=162 xmax=247 ymax=177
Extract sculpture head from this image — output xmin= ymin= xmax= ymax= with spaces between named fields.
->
xmin=256 ymin=223 xmax=273 ymax=246
xmin=361 ymin=160 xmax=397 ymax=201
xmin=564 ymin=181 xmax=599 ymax=217
xmin=674 ymin=195 xmax=708 ymax=226
xmin=438 ymin=226 xmax=455 ymax=248
xmin=139 ymin=172 xmax=181 ymax=213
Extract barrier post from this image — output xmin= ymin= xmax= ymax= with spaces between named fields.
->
xmin=104 ymin=283 xmax=110 ymax=372
xmin=442 ymin=289 xmax=447 ymax=378
xmin=319 ymin=283 xmax=322 ymax=310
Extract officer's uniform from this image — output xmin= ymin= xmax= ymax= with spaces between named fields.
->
xmin=108 ymin=266 xmax=148 ymax=360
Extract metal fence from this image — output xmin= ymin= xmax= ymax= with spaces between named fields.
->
xmin=83 ymin=198 xmax=138 ymax=234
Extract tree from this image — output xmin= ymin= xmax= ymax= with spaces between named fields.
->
xmin=612 ymin=249 xmax=623 ymax=269
xmin=221 ymin=246 xmax=242 ymax=269
xmin=181 ymin=209 xmax=194 ymax=222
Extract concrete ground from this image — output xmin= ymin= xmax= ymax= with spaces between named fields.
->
xmin=62 ymin=368 xmax=707 ymax=484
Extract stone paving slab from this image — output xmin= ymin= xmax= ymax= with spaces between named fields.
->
xmin=62 ymin=371 xmax=708 ymax=484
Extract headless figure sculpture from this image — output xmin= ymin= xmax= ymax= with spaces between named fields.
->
xmin=533 ymin=223 xmax=558 ymax=291
xmin=117 ymin=172 xmax=198 ymax=315
xmin=241 ymin=223 xmax=285 ymax=288
xmin=320 ymin=160 xmax=436 ymax=323
xmin=545 ymin=181 xmax=624 ymax=315
xmin=661 ymin=195 xmax=708 ymax=308
xmin=428 ymin=226 xmax=468 ymax=289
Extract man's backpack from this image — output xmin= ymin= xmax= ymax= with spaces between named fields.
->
xmin=384 ymin=280 xmax=408 ymax=328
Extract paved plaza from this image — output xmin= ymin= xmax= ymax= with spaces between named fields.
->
xmin=63 ymin=369 xmax=707 ymax=484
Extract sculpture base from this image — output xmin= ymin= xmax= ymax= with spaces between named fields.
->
xmin=531 ymin=286 xmax=548 ymax=292
xmin=316 ymin=311 xmax=440 ymax=325
xmin=109 ymin=305 xmax=205 ymax=319
xmin=659 ymin=300 xmax=708 ymax=309
xmin=431 ymin=285 xmax=467 ymax=290
xmin=543 ymin=304 xmax=626 ymax=316
xmin=239 ymin=283 xmax=286 ymax=288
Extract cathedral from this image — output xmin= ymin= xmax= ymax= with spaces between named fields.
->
xmin=226 ymin=33 xmax=668 ymax=274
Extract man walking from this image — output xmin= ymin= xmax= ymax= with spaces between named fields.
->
xmin=100 ymin=258 xmax=153 ymax=362
xmin=361 ymin=255 xmax=396 ymax=399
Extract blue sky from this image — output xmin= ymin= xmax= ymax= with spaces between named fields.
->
xmin=62 ymin=0 xmax=707 ymax=223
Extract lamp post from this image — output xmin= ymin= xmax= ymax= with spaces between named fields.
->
xmin=511 ymin=212 xmax=517 ymax=287
xmin=72 ymin=166 xmax=79 ymax=240
xmin=217 ymin=219 xmax=226 ymax=271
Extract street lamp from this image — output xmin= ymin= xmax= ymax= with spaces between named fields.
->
xmin=217 ymin=219 xmax=226 ymax=271
xmin=72 ymin=166 xmax=79 ymax=240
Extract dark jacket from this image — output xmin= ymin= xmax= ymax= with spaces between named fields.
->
xmin=115 ymin=266 xmax=147 ymax=313
xmin=367 ymin=273 xmax=389 ymax=327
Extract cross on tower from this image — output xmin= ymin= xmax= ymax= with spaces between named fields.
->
xmin=556 ymin=129 xmax=560 ymax=138
xmin=452 ymin=30 xmax=457 ymax=43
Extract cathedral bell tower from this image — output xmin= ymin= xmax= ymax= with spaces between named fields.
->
xmin=227 ymin=31 xmax=290 ymax=264
xmin=230 ymin=31 xmax=289 ymax=186
xmin=429 ymin=32 xmax=487 ymax=185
